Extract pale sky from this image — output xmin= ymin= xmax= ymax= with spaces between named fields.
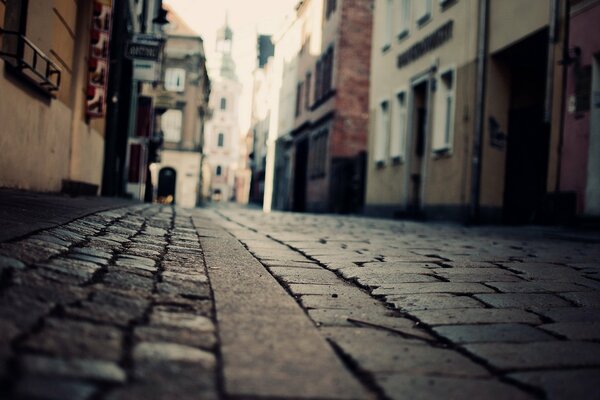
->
xmin=164 ymin=0 xmax=298 ymax=135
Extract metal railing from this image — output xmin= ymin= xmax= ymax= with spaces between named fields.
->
xmin=0 ymin=28 xmax=61 ymax=92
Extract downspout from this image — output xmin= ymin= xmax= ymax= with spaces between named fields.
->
xmin=545 ymin=0 xmax=560 ymax=125
xmin=555 ymin=0 xmax=570 ymax=191
xmin=469 ymin=0 xmax=489 ymax=223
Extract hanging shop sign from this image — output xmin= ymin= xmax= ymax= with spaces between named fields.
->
xmin=397 ymin=20 xmax=453 ymax=69
xmin=86 ymin=0 xmax=113 ymax=118
xmin=129 ymin=34 xmax=163 ymax=82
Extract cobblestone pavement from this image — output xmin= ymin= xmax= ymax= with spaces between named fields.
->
xmin=213 ymin=207 xmax=600 ymax=400
xmin=1 ymin=198 xmax=600 ymax=400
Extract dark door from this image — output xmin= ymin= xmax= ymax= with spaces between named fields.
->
xmin=502 ymin=30 xmax=549 ymax=223
xmin=157 ymin=167 xmax=177 ymax=204
xmin=409 ymin=81 xmax=428 ymax=213
xmin=293 ymin=139 xmax=309 ymax=212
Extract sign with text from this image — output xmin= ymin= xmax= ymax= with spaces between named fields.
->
xmin=126 ymin=42 xmax=161 ymax=61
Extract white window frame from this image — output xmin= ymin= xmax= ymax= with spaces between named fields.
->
xmin=416 ymin=0 xmax=432 ymax=26
xmin=432 ymin=67 xmax=456 ymax=153
xmin=390 ymin=89 xmax=408 ymax=162
xmin=398 ymin=0 xmax=411 ymax=39
xmin=374 ymin=99 xmax=391 ymax=164
xmin=164 ymin=68 xmax=186 ymax=92
xmin=382 ymin=0 xmax=393 ymax=51
xmin=161 ymin=109 xmax=183 ymax=143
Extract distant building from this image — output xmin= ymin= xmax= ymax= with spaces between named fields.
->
xmin=204 ymin=17 xmax=242 ymax=202
xmin=147 ymin=7 xmax=210 ymax=208
xmin=366 ymin=0 xmax=568 ymax=223
xmin=558 ymin=0 xmax=600 ymax=218
xmin=267 ymin=0 xmax=374 ymax=213
xmin=249 ymin=35 xmax=275 ymax=205
xmin=0 ymin=0 xmax=112 ymax=194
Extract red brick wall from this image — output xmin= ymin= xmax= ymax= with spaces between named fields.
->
xmin=331 ymin=0 xmax=373 ymax=158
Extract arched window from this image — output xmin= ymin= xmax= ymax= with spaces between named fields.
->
xmin=216 ymin=165 xmax=222 ymax=176
xmin=217 ymin=132 xmax=225 ymax=147
xmin=220 ymin=97 xmax=227 ymax=110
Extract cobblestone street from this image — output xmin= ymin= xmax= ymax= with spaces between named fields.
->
xmin=0 ymin=193 xmax=599 ymax=399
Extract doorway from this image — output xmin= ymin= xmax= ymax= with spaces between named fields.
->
xmin=157 ymin=167 xmax=177 ymax=204
xmin=407 ymin=80 xmax=429 ymax=214
xmin=293 ymin=138 xmax=309 ymax=212
xmin=500 ymin=30 xmax=550 ymax=224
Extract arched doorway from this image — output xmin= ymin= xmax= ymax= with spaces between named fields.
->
xmin=157 ymin=167 xmax=177 ymax=204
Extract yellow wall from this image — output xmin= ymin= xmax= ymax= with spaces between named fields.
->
xmin=0 ymin=0 xmax=106 ymax=192
xmin=366 ymin=0 xmax=479 ymax=212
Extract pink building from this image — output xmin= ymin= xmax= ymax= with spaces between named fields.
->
xmin=560 ymin=0 xmax=600 ymax=217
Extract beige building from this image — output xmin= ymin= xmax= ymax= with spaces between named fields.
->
xmin=366 ymin=0 xmax=566 ymax=223
xmin=149 ymin=8 xmax=210 ymax=208
xmin=0 ymin=0 xmax=111 ymax=194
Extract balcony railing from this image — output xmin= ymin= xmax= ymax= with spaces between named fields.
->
xmin=0 ymin=29 xmax=61 ymax=93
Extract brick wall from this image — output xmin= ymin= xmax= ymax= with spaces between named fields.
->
xmin=331 ymin=0 xmax=373 ymax=158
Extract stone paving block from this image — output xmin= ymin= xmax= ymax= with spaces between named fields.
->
xmin=539 ymin=307 xmax=600 ymax=322
xmin=0 ymin=241 xmax=60 ymax=264
xmin=0 ymin=287 xmax=55 ymax=329
xmin=267 ymin=266 xmax=341 ymax=284
xmin=19 ymin=355 xmax=127 ymax=383
xmin=474 ymin=293 xmax=572 ymax=309
xmin=13 ymin=376 xmax=98 ymax=400
xmin=540 ymin=322 xmax=600 ymax=340
xmin=22 ymin=318 xmax=123 ymax=361
xmin=324 ymin=326 xmax=488 ymax=377
xmin=433 ymin=324 xmax=556 ymax=344
xmin=104 ymin=271 xmax=155 ymax=292
xmin=372 ymin=282 xmax=495 ymax=295
xmin=149 ymin=310 xmax=214 ymax=332
xmin=375 ymin=374 xmax=533 ymax=400
xmin=561 ymin=292 xmax=600 ymax=307
xmin=386 ymin=293 xmax=485 ymax=311
xmin=300 ymin=294 xmax=383 ymax=310
xmin=288 ymin=283 xmax=366 ymax=296
xmin=340 ymin=265 xmax=435 ymax=279
xmin=71 ymin=246 xmax=112 ymax=259
xmin=509 ymin=369 xmax=600 ymax=400
xmin=411 ymin=308 xmax=543 ymax=326
xmin=156 ymin=280 xmax=211 ymax=298
xmin=0 ymin=255 xmax=26 ymax=270
xmin=261 ymin=260 xmax=323 ymax=269
xmin=134 ymin=342 xmax=216 ymax=367
xmin=67 ymin=252 xmax=109 ymax=266
xmin=357 ymin=272 xmax=440 ymax=285
xmin=465 ymin=342 xmax=600 ymax=370
xmin=134 ymin=326 xmax=216 ymax=350
xmin=486 ymin=281 xmax=591 ymax=293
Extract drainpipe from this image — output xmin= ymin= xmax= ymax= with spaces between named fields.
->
xmin=545 ymin=0 xmax=561 ymax=125
xmin=555 ymin=0 xmax=570 ymax=191
xmin=469 ymin=0 xmax=489 ymax=223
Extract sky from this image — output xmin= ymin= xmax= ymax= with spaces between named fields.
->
xmin=163 ymin=0 xmax=298 ymax=135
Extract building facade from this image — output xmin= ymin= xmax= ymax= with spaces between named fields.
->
xmin=270 ymin=0 xmax=374 ymax=213
xmin=148 ymin=8 xmax=210 ymax=208
xmin=204 ymin=19 xmax=242 ymax=202
xmin=0 ymin=0 xmax=112 ymax=194
xmin=366 ymin=0 xmax=567 ymax=223
xmin=249 ymin=35 xmax=275 ymax=205
xmin=558 ymin=0 xmax=600 ymax=217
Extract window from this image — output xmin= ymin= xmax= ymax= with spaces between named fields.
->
xmin=416 ymin=0 xmax=432 ymax=26
xmin=326 ymin=0 xmax=337 ymax=19
xmin=216 ymin=166 xmax=222 ymax=176
xmin=390 ymin=91 xmax=407 ymax=161
xmin=217 ymin=132 xmax=225 ymax=147
xmin=305 ymin=72 xmax=312 ymax=109
xmin=295 ymin=81 xmax=303 ymax=117
xmin=432 ymin=70 xmax=455 ymax=151
xmin=161 ymin=109 xmax=183 ymax=142
xmin=310 ymin=129 xmax=328 ymax=178
xmin=382 ymin=0 xmax=393 ymax=50
xmin=398 ymin=0 xmax=411 ymax=39
xmin=575 ymin=66 xmax=592 ymax=113
xmin=220 ymin=97 xmax=227 ymax=110
xmin=374 ymin=100 xmax=390 ymax=164
xmin=165 ymin=68 xmax=186 ymax=92
xmin=314 ymin=47 xmax=334 ymax=105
